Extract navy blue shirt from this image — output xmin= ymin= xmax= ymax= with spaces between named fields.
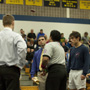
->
xmin=67 ymin=44 xmax=90 ymax=76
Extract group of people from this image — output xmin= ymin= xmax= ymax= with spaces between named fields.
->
xmin=20 ymin=28 xmax=46 ymax=41
xmin=0 ymin=14 xmax=90 ymax=90
xmin=31 ymin=31 xmax=90 ymax=90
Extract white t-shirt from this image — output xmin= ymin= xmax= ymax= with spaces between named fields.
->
xmin=43 ymin=42 xmax=65 ymax=67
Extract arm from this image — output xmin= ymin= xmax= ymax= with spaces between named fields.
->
xmin=42 ymin=56 xmax=49 ymax=69
xmin=34 ymin=33 xmax=36 ymax=39
xmin=14 ymin=34 xmax=27 ymax=69
xmin=27 ymin=33 xmax=30 ymax=40
xmin=67 ymin=53 xmax=71 ymax=73
xmin=30 ymin=53 xmax=37 ymax=78
xmin=41 ymin=56 xmax=49 ymax=76
xmin=41 ymin=43 xmax=53 ymax=75
xmin=67 ymin=48 xmax=72 ymax=73
xmin=82 ymin=47 xmax=90 ymax=76
xmin=37 ymin=33 xmax=39 ymax=39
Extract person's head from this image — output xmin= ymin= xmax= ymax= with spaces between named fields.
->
xmin=30 ymin=38 xmax=34 ymax=44
xmin=20 ymin=29 xmax=23 ymax=34
xmin=40 ymin=29 xmax=43 ymax=34
xmin=21 ymin=30 xmax=25 ymax=34
xmin=61 ymin=33 xmax=64 ymax=38
xmin=27 ymin=48 xmax=30 ymax=53
xmin=3 ymin=15 xmax=14 ymax=30
xmin=72 ymin=30 xmax=76 ymax=33
xmin=31 ymin=29 xmax=34 ymax=33
xmin=84 ymin=32 xmax=88 ymax=37
xmin=62 ymin=42 xmax=65 ymax=46
xmin=21 ymin=30 xmax=25 ymax=35
xmin=69 ymin=31 xmax=81 ymax=46
xmin=44 ymin=34 xmax=47 ymax=40
xmin=38 ymin=36 xmax=46 ymax=48
xmin=22 ymin=34 xmax=26 ymax=40
xmin=49 ymin=30 xmax=61 ymax=42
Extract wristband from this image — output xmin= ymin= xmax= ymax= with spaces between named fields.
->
xmin=41 ymin=65 xmax=46 ymax=69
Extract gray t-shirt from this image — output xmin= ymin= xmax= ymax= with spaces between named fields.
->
xmin=43 ymin=42 xmax=65 ymax=67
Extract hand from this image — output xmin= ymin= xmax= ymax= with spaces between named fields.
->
xmin=32 ymin=77 xmax=34 ymax=81
xmin=31 ymin=60 xmax=33 ymax=63
xmin=86 ymin=73 xmax=90 ymax=78
xmin=31 ymin=49 xmax=34 ymax=52
xmin=40 ymin=71 xmax=46 ymax=76
xmin=40 ymin=69 xmax=47 ymax=76
xmin=86 ymin=74 xmax=89 ymax=78
xmin=81 ymin=75 xmax=86 ymax=80
xmin=32 ymin=77 xmax=39 ymax=82
xmin=31 ymin=77 xmax=39 ymax=85
xmin=27 ymin=48 xmax=30 ymax=52
xmin=25 ymin=60 xmax=28 ymax=63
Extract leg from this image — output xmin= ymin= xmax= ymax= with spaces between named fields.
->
xmin=0 ymin=75 xmax=6 ymax=90
xmin=37 ymin=72 xmax=47 ymax=90
xmin=60 ymin=70 xmax=67 ymax=90
xmin=39 ymin=82 xmax=45 ymax=90
xmin=45 ymin=69 xmax=66 ymax=90
xmin=3 ymin=66 xmax=20 ymax=90
xmin=5 ymin=74 xmax=20 ymax=90
xmin=68 ymin=70 xmax=76 ymax=90
xmin=45 ymin=76 xmax=60 ymax=90
xmin=74 ymin=71 xmax=86 ymax=90
xmin=46 ymin=65 xmax=67 ymax=90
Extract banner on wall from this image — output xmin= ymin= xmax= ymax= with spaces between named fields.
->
xmin=44 ymin=0 xmax=60 ymax=7
xmin=26 ymin=0 xmax=42 ymax=6
xmin=0 ymin=0 xmax=3 ymax=3
xmin=80 ymin=0 xmax=90 ymax=9
xmin=62 ymin=0 xmax=77 ymax=8
xmin=6 ymin=0 xmax=23 ymax=5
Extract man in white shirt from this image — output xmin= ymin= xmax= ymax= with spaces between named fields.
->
xmin=0 ymin=15 xmax=27 ymax=90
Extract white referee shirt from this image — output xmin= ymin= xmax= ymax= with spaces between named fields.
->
xmin=43 ymin=42 xmax=65 ymax=67
xmin=0 ymin=27 xmax=27 ymax=69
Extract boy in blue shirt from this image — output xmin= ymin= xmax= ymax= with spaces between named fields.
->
xmin=67 ymin=31 xmax=90 ymax=90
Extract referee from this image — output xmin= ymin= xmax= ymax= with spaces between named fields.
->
xmin=42 ymin=30 xmax=67 ymax=90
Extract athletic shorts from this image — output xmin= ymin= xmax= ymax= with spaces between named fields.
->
xmin=69 ymin=70 xmax=86 ymax=89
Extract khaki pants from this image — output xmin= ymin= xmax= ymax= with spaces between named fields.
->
xmin=37 ymin=72 xmax=48 ymax=90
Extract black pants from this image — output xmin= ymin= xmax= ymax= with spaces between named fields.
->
xmin=0 ymin=65 xmax=20 ymax=90
xmin=46 ymin=64 xmax=67 ymax=90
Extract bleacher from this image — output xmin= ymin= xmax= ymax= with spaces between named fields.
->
xmin=20 ymin=67 xmax=39 ymax=90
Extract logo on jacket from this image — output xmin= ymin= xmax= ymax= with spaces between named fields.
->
xmin=75 ymin=52 xmax=80 ymax=57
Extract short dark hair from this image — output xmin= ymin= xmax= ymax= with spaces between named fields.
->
xmin=22 ymin=34 xmax=26 ymax=38
xmin=61 ymin=33 xmax=64 ymax=35
xmin=84 ymin=32 xmax=88 ymax=35
xmin=40 ymin=29 xmax=43 ymax=31
xmin=50 ymin=30 xmax=61 ymax=42
xmin=3 ymin=15 xmax=14 ymax=26
xmin=20 ymin=29 xmax=23 ymax=31
xmin=69 ymin=31 xmax=81 ymax=41
xmin=38 ymin=36 xmax=46 ymax=40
